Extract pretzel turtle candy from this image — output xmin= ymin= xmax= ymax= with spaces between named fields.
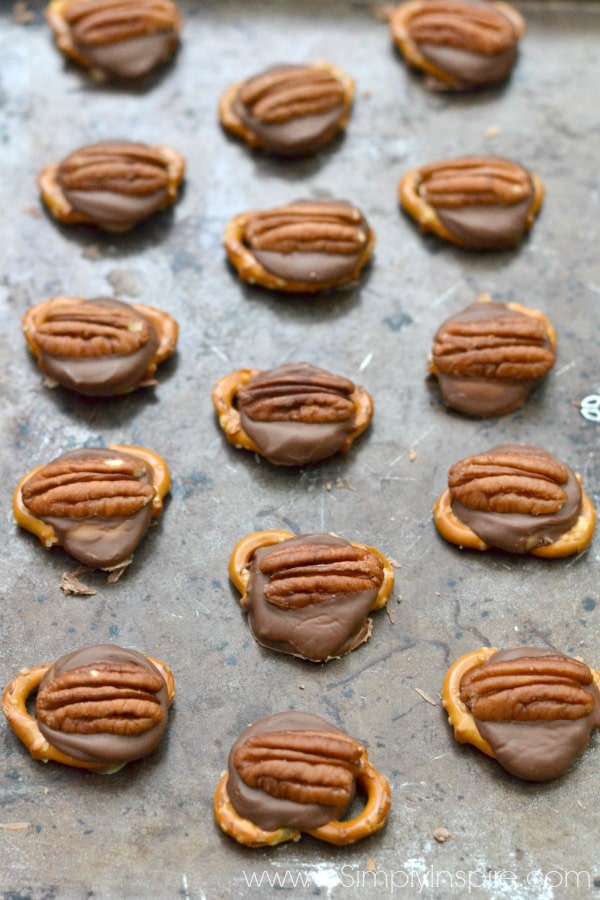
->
xmin=428 ymin=293 xmax=557 ymax=417
xmin=229 ymin=530 xmax=395 ymax=661
xmin=442 ymin=647 xmax=600 ymax=780
xmin=46 ymin=0 xmax=182 ymax=83
xmin=38 ymin=141 xmax=185 ymax=232
xmin=13 ymin=444 xmax=170 ymax=580
xmin=212 ymin=363 xmax=374 ymax=467
xmin=223 ymin=199 xmax=375 ymax=293
xmin=213 ymin=711 xmax=391 ymax=847
xmin=398 ymin=155 xmax=544 ymax=250
xmin=22 ymin=296 xmax=178 ymax=397
xmin=218 ymin=61 xmax=355 ymax=157
xmin=389 ymin=0 xmax=525 ymax=91
xmin=2 ymin=643 xmax=175 ymax=773
xmin=433 ymin=444 xmax=596 ymax=557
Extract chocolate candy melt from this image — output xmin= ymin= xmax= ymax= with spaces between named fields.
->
xmin=226 ymin=711 xmax=357 ymax=832
xmin=243 ymin=534 xmax=385 ymax=661
xmin=35 ymin=644 xmax=170 ymax=764
xmin=466 ymin=648 xmax=600 ymax=781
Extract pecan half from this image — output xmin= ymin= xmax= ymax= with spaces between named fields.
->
xmin=244 ymin=201 xmax=369 ymax=256
xmin=238 ymin=364 xmax=356 ymax=425
xmin=419 ymin=157 xmax=531 ymax=209
xmin=21 ymin=455 xmax=155 ymax=519
xmin=36 ymin=661 xmax=165 ymax=735
xmin=238 ymin=66 xmax=345 ymax=125
xmin=406 ymin=1 xmax=518 ymax=56
xmin=64 ymin=0 xmax=179 ymax=45
xmin=433 ymin=308 xmax=555 ymax=381
xmin=460 ymin=654 xmax=595 ymax=722
xmin=233 ymin=729 xmax=362 ymax=807
xmin=448 ymin=446 xmax=569 ymax=516
xmin=259 ymin=540 xmax=384 ymax=610
xmin=58 ymin=142 xmax=170 ymax=197
xmin=30 ymin=298 xmax=153 ymax=358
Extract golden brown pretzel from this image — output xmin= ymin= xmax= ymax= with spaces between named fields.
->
xmin=212 ymin=368 xmax=374 ymax=460
xmin=213 ymin=744 xmax=391 ymax=847
xmin=2 ymin=654 xmax=175 ymax=773
xmin=218 ymin=60 xmax=355 ymax=152
xmin=398 ymin=162 xmax=544 ymax=250
xmin=433 ymin=476 xmax=597 ymax=558
xmin=13 ymin=443 xmax=171 ymax=552
xmin=229 ymin=529 xmax=395 ymax=612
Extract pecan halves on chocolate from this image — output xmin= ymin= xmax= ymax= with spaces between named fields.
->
xmin=430 ymin=296 xmax=556 ymax=416
xmin=212 ymin=363 xmax=374 ymax=467
xmin=38 ymin=140 xmax=185 ymax=232
xmin=399 ymin=155 xmax=543 ymax=249
xmin=219 ymin=62 xmax=354 ymax=156
xmin=223 ymin=199 xmax=375 ymax=292
xmin=22 ymin=296 xmax=178 ymax=396
xmin=433 ymin=443 xmax=596 ymax=556
xmin=390 ymin=0 xmax=525 ymax=91
xmin=443 ymin=647 xmax=600 ymax=780
xmin=14 ymin=445 xmax=171 ymax=577
xmin=2 ymin=643 xmax=175 ymax=771
xmin=214 ymin=711 xmax=391 ymax=846
xmin=46 ymin=0 xmax=182 ymax=82
xmin=228 ymin=531 xmax=394 ymax=662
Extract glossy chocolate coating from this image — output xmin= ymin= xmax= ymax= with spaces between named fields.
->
xmin=471 ymin=648 xmax=600 ymax=781
xmin=238 ymin=362 xmax=358 ymax=466
xmin=433 ymin=301 xmax=553 ymax=417
xmin=451 ymin=445 xmax=582 ymax=553
xmin=244 ymin=534 xmax=380 ymax=661
xmin=37 ymin=298 xmax=160 ymax=397
xmin=433 ymin=196 xmax=533 ymax=249
xmin=58 ymin=185 xmax=169 ymax=230
xmin=72 ymin=32 xmax=178 ymax=80
xmin=227 ymin=711 xmax=355 ymax=831
xmin=420 ymin=42 xmax=517 ymax=89
xmin=33 ymin=448 xmax=154 ymax=569
xmin=36 ymin=644 xmax=169 ymax=764
xmin=233 ymin=65 xmax=345 ymax=156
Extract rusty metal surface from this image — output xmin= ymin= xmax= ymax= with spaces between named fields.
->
xmin=1 ymin=2 xmax=599 ymax=897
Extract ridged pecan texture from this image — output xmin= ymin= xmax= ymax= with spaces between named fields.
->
xmin=233 ymin=729 xmax=362 ymax=806
xmin=238 ymin=366 xmax=356 ymax=425
xmin=58 ymin=142 xmax=169 ymax=197
xmin=238 ymin=66 xmax=344 ymax=124
xmin=36 ymin=661 xmax=165 ymax=734
xmin=259 ymin=540 xmax=384 ymax=609
xmin=419 ymin=157 xmax=531 ymax=209
xmin=433 ymin=313 xmax=554 ymax=379
xmin=407 ymin=1 xmax=517 ymax=55
xmin=21 ymin=456 xmax=154 ymax=519
xmin=65 ymin=0 xmax=179 ymax=44
xmin=448 ymin=447 xmax=569 ymax=515
xmin=32 ymin=299 xmax=152 ymax=358
xmin=460 ymin=655 xmax=595 ymax=722
xmin=244 ymin=202 xmax=369 ymax=255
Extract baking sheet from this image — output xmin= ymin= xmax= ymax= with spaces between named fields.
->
xmin=1 ymin=2 xmax=599 ymax=897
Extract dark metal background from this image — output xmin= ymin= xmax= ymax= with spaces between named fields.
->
xmin=1 ymin=2 xmax=599 ymax=897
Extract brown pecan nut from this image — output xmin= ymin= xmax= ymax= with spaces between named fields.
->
xmin=443 ymin=647 xmax=600 ymax=780
xmin=38 ymin=140 xmax=185 ymax=232
xmin=223 ymin=200 xmax=375 ymax=292
xmin=229 ymin=531 xmax=394 ymax=662
xmin=22 ymin=296 xmax=178 ymax=397
xmin=219 ymin=62 xmax=354 ymax=156
xmin=2 ymin=643 xmax=175 ymax=770
xmin=214 ymin=710 xmax=391 ymax=846
xmin=46 ymin=0 xmax=182 ymax=82
xmin=14 ymin=445 xmax=171 ymax=579
xmin=433 ymin=443 xmax=596 ymax=556
xmin=430 ymin=296 xmax=556 ymax=416
xmin=399 ymin=155 xmax=544 ymax=249
xmin=390 ymin=0 xmax=525 ymax=91
xmin=212 ymin=363 xmax=374 ymax=466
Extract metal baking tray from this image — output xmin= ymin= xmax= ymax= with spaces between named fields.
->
xmin=1 ymin=2 xmax=598 ymax=897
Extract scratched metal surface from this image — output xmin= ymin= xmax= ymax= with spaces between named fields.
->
xmin=0 ymin=2 xmax=599 ymax=898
